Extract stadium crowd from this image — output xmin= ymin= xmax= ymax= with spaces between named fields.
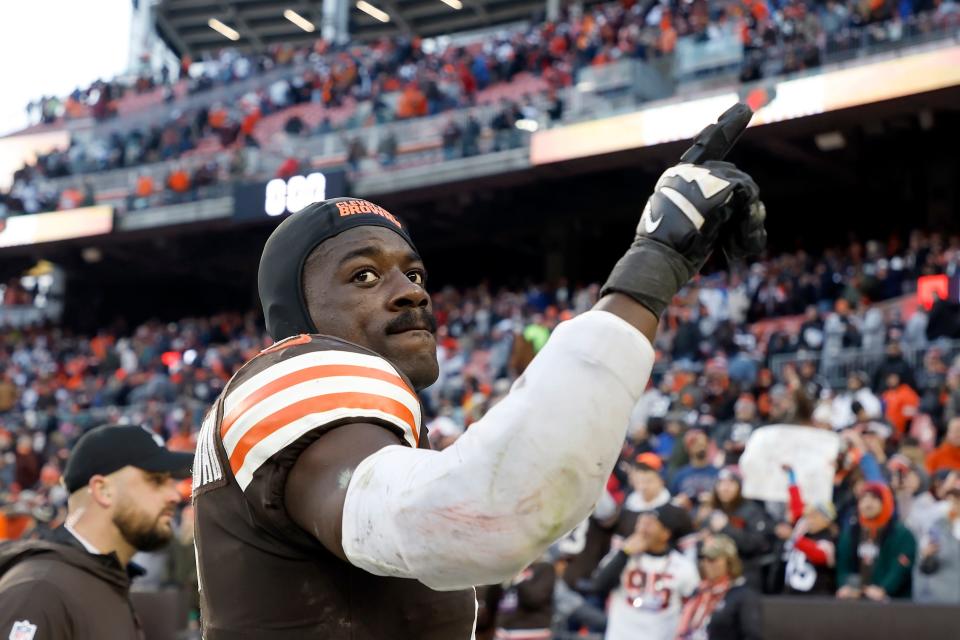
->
xmin=25 ymin=0 xmax=960 ymax=131
xmin=1 ymin=230 xmax=959 ymax=637
xmin=6 ymin=0 xmax=958 ymax=220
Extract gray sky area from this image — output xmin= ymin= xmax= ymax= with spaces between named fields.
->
xmin=0 ymin=0 xmax=132 ymax=137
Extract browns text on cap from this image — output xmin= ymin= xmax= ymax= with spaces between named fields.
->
xmin=258 ymin=198 xmax=418 ymax=340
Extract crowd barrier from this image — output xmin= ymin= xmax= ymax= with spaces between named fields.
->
xmin=762 ymin=596 xmax=958 ymax=639
xmin=131 ymin=592 xmax=960 ymax=640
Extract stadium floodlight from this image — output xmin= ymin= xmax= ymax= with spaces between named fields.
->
xmin=356 ymin=1 xmax=390 ymax=22
xmin=440 ymin=0 xmax=464 ymax=8
xmin=208 ymin=18 xmax=240 ymax=41
xmin=284 ymin=9 xmax=316 ymax=32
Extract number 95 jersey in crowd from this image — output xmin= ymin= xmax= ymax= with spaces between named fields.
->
xmin=605 ymin=549 xmax=700 ymax=640
xmin=191 ymin=334 xmax=477 ymax=640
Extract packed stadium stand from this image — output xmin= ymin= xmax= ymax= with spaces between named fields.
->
xmin=5 ymin=0 xmax=959 ymax=217
xmin=2 ymin=0 xmax=960 ymax=638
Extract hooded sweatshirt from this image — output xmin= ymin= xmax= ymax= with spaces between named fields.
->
xmin=0 ymin=527 xmax=144 ymax=640
xmin=836 ymin=483 xmax=917 ymax=599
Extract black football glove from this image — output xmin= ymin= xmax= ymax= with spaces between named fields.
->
xmin=601 ymin=104 xmax=767 ymax=317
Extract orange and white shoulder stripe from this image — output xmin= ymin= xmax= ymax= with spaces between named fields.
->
xmin=220 ymin=349 xmax=421 ymax=490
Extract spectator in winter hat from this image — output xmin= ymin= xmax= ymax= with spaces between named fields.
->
xmin=837 ymin=482 xmax=917 ymax=600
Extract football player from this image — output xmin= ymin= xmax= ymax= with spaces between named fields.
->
xmin=192 ymin=106 xmax=766 ymax=639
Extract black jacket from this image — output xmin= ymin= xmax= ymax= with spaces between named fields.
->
xmin=705 ymin=581 xmax=763 ymax=640
xmin=872 ymin=356 xmax=916 ymax=391
xmin=0 ymin=527 xmax=144 ymax=640
xmin=717 ymin=501 xmax=774 ymax=590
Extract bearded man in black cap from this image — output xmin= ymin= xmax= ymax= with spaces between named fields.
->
xmin=192 ymin=106 xmax=767 ymax=639
xmin=0 ymin=425 xmax=192 ymax=639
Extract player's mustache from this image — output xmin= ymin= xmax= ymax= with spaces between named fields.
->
xmin=385 ymin=310 xmax=438 ymax=335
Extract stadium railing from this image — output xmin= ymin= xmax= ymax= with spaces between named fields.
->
xmin=354 ymin=146 xmax=531 ymax=196
xmin=673 ymin=25 xmax=744 ymax=80
xmin=770 ymin=338 xmax=960 ymax=389
xmin=559 ymin=10 xmax=960 ymax=128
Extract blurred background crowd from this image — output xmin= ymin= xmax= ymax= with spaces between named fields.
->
xmin=1 ymin=227 xmax=959 ymax=638
xmin=3 ymin=0 xmax=959 ymax=219
xmin=2 ymin=0 xmax=960 ymax=637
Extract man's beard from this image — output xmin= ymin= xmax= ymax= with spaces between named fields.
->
xmin=113 ymin=500 xmax=174 ymax=552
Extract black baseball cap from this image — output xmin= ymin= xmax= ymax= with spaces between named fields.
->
xmin=649 ymin=504 xmax=694 ymax=543
xmin=63 ymin=425 xmax=193 ymax=493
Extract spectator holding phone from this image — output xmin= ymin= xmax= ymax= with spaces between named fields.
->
xmin=913 ymin=486 xmax=960 ymax=604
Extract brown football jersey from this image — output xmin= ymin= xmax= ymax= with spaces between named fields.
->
xmin=192 ymin=334 xmax=478 ymax=639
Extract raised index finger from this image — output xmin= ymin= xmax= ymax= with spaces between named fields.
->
xmin=680 ymin=103 xmax=754 ymax=165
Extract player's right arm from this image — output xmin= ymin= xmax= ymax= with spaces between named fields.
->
xmin=286 ymin=106 xmax=767 ymax=591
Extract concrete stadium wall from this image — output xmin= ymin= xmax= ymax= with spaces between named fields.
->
xmin=132 ymin=592 xmax=959 ymax=640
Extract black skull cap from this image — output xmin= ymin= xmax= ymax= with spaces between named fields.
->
xmin=257 ymin=197 xmax=417 ymax=340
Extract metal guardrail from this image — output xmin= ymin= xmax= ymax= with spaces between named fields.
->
xmin=821 ymin=10 xmax=960 ymax=61
xmin=674 ymin=27 xmax=743 ymax=78
xmin=771 ymin=339 xmax=960 ymax=389
xmin=354 ymin=146 xmax=531 ymax=196
xmin=558 ymin=10 xmax=960 ymax=130
xmin=118 ymin=192 xmax=234 ymax=231
xmin=288 ymin=98 xmax=532 ymax=163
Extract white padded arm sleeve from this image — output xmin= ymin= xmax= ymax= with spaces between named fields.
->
xmin=341 ymin=310 xmax=654 ymax=590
